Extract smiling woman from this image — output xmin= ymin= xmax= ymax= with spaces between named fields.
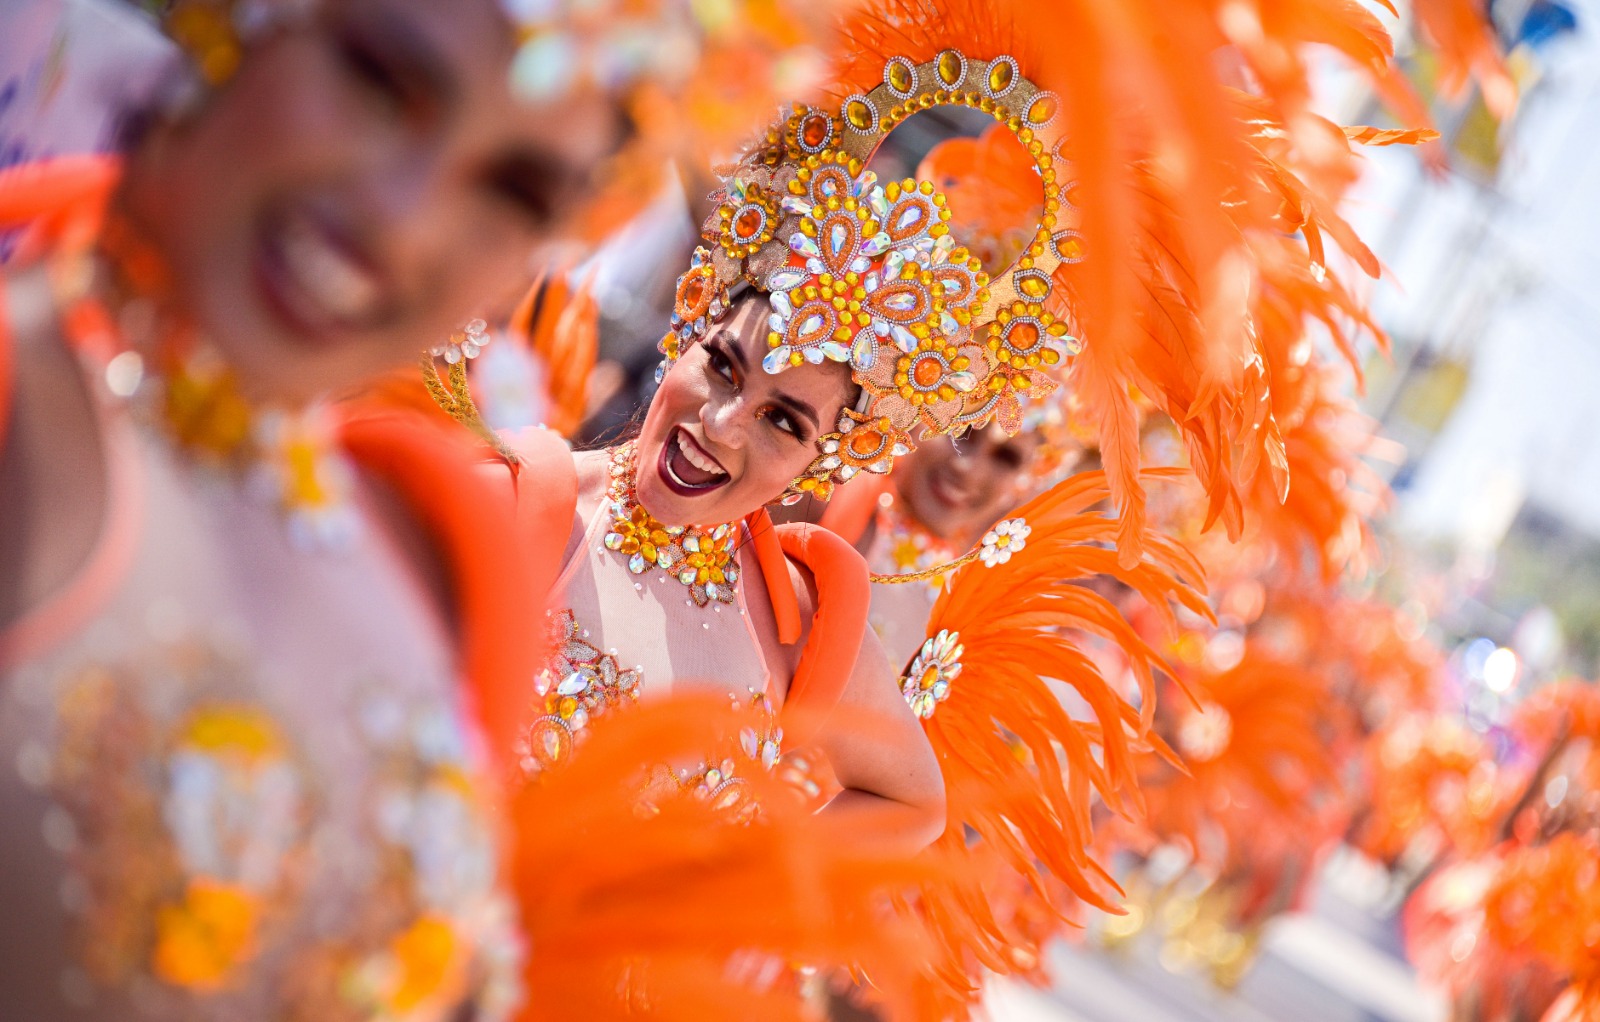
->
xmin=517 ymin=283 xmax=947 ymax=855
xmin=0 ymin=1 xmax=838 ymax=1019
xmin=638 ymin=293 xmax=858 ymax=527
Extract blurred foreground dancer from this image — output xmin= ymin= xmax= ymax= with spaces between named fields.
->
xmin=0 ymin=0 xmax=849 ymax=1018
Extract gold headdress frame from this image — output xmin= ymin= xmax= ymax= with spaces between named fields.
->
xmin=661 ymin=48 xmax=1082 ymax=504
xmin=830 ymin=51 xmax=1076 ymax=318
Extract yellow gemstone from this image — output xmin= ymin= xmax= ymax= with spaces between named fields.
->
xmin=888 ymin=59 xmax=913 ymax=93
xmin=1028 ymin=93 xmax=1058 ymax=124
xmin=846 ymin=99 xmax=874 ymax=131
xmin=1019 ymin=274 xmax=1049 ymax=299
xmin=937 ymin=50 xmax=963 ymax=86
xmin=988 ymin=59 xmax=1014 ymax=94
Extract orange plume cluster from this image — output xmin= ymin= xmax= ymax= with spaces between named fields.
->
xmin=821 ymin=0 xmax=1441 ymax=567
xmin=508 ymin=695 xmax=947 ymax=1022
xmin=897 ymin=467 xmax=1210 ymax=1009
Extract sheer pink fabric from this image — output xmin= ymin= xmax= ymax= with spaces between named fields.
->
xmin=0 ymin=352 xmax=518 ymax=1021
xmin=551 ymin=488 xmax=773 ymax=701
xmin=860 ymin=526 xmax=941 ymax=674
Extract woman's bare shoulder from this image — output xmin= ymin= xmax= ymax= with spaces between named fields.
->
xmin=571 ymin=446 xmax=613 ymax=513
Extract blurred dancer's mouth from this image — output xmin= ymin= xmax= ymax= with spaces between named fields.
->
xmin=254 ymin=202 xmax=390 ymax=341
xmin=660 ymin=426 xmax=729 ymax=496
xmin=927 ymin=464 xmax=970 ymax=513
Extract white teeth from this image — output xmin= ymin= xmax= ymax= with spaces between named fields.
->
xmin=678 ymin=433 xmax=725 ymax=476
xmin=278 ymin=212 xmax=383 ymax=322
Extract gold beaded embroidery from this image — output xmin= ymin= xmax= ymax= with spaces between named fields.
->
xmin=637 ymin=691 xmax=784 ymax=825
xmin=516 ymin=610 xmax=643 ymax=777
xmin=602 ymin=443 xmax=740 ymax=607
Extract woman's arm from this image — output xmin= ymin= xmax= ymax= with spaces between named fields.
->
xmin=0 ymin=270 xmax=109 ymax=637
xmin=809 ymin=625 xmax=946 ymax=856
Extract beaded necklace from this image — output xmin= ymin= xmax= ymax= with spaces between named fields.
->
xmin=601 ymin=442 xmax=740 ymax=607
xmin=49 ymin=222 xmax=358 ymax=549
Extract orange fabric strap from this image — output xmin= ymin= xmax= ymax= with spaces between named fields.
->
xmin=747 ymin=507 xmax=802 ymax=645
xmin=0 ymin=156 xmax=119 ymax=258
xmin=774 ymin=523 xmax=871 ymax=747
xmin=338 ymin=408 xmax=549 ymax=778
xmin=817 ymin=474 xmax=890 ymax=546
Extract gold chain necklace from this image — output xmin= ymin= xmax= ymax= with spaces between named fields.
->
xmin=602 ymin=442 xmax=739 ymax=607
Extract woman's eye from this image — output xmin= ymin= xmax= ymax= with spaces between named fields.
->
xmin=765 ymin=408 xmax=803 ymax=440
xmin=336 ymin=28 xmax=436 ymax=122
xmin=485 ymin=164 xmax=555 ymax=227
xmin=707 ymin=348 xmax=735 ymax=382
xmin=339 ymin=35 xmax=405 ymax=105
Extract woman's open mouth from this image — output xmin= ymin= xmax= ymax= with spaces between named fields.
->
xmin=927 ymin=467 xmax=968 ymax=513
xmin=252 ymin=201 xmax=392 ymax=345
xmin=658 ymin=427 xmax=730 ymax=496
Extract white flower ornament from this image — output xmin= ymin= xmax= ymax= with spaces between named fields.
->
xmin=979 ymin=518 xmax=1030 ymax=567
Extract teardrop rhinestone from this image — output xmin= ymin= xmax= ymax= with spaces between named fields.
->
xmin=851 ymin=333 xmax=877 ymax=368
xmin=762 ymin=348 xmax=793 ymax=374
xmin=768 ymin=268 xmax=807 ymax=292
xmin=829 ymin=221 xmax=849 ymax=255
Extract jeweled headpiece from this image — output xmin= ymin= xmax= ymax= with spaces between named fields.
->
xmin=659 ymin=49 xmax=1083 ymax=501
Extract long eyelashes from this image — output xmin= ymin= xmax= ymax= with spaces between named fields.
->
xmin=703 ymin=344 xmax=806 ymax=443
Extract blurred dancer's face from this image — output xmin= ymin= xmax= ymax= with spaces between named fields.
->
xmin=125 ymin=0 xmax=622 ymax=402
xmin=637 ymin=295 xmax=854 ymax=527
xmin=896 ymin=425 xmax=1043 ymax=542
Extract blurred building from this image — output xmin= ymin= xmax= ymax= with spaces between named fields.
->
xmin=1336 ymin=0 xmax=1597 ymax=677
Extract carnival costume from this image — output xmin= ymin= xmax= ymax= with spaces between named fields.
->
xmin=0 ymin=2 xmax=892 ymax=1019
xmin=394 ymin=0 xmax=1520 ymax=1016
xmin=0 ymin=153 xmax=539 ymax=1022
